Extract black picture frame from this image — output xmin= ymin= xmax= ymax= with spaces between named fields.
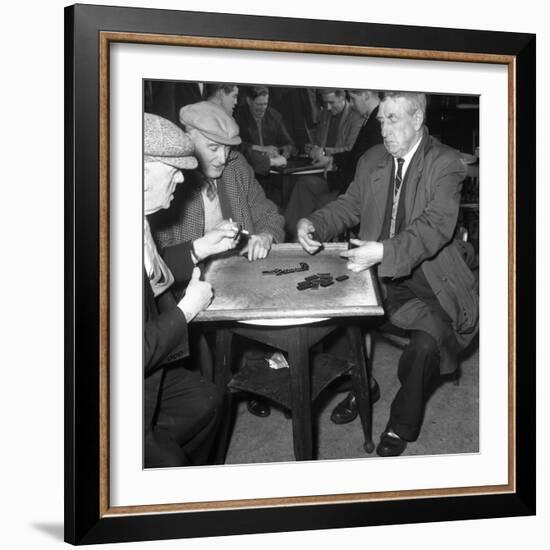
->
xmin=65 ymin=3 xmax=536 ymax=545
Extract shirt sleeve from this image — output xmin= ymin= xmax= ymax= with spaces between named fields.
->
xmin=309 ymin=164 xmax=365 ymax=241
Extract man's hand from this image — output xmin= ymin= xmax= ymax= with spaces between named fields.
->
xmin=192 ymin=221 xmax=239 ymax=261
xmin=177 ymin=267 xmax=213 ymax=322
xmin=280 ymin=144 xmax=295 ymax=159
xmin=269 ymin=155 xmax=287 ymax=168
xmin=312 ymin=154 xmax=332 ymax=169
xmin=340 ymin=239 xmax=384 ymax=272
xmin=308 ymin=145 xmax=325 ymax=162
xmin=254 ymin=144 xmax=280 ymax=158
xmin=241 ymin=232 xmax=273 ymax=261
xmin=297 ymin=218 xmax=322 ymax=254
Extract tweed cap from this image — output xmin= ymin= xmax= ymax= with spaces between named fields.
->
xmin=144 ymin=113 xmax=198 ymax=170
xmin=179 ymin=101 xmax=241 ymax=146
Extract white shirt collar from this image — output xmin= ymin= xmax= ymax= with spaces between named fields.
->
xmin=394 ymin=133 xmax=423 ymax=177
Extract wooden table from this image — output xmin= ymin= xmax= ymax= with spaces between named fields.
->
xmin=195 ymin=243 xmax=384 ymax=460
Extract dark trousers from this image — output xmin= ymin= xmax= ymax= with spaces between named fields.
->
xmin=144 ymin=365 xmax=230 ymax=468
xmin=390 ymin=330 xmax=441 ymax=441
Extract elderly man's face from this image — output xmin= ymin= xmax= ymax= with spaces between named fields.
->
xmin=247 ymin=94 xmax=269 ymax=119
xmin=377 ymin=96 xmax=423 ymax=158
xmin=144 ymin=162 xmax=184 ymax=214
xmin=191 ymin=130 xmax=230 ymax=180
xmin=219 ymin=86 xmax=239 ymax=115
xmin=322 ymin=92 xmax=346 ymax=116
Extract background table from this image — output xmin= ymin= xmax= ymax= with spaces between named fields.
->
xmin=195 ymin=243 xmax=384 ymax=460
xmin=268 ymin=158 xmax=328 ymax=208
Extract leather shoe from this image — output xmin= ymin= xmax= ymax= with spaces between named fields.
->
xmin=247 ymin=397 xmax=271 ymax=418
xmin=330 ymin=379 xmax=381 ymax=425
xmin=376 ymin=428 xmax=408 ymax=457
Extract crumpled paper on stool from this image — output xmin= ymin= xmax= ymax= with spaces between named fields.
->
xmin=266 ymin=351 xmax=289 ymax=370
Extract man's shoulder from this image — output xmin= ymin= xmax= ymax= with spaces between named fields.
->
xmin=356 ymin=143 xmax=388 ymax=169
xmin=227 ymin=148 xmax=249 ymax=167
xmin=224 ymin=149 xmax=254 ymax=180
xmin=266 ymin=106 xmax=284 ymax=122
xmin=345 ymin=105 xmax=363 ymax=125
xmin=424 ymin=135 xmax=465 ymax=171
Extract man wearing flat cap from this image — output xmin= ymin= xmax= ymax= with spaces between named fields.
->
xmin=151 ymin=101 xmax=284 ymax=274
xmin=150 ymin=101 xmax=285 ymax=418
xmin=143 ymin=113 xmax=231 ymax=468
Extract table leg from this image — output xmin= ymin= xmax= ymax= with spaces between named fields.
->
xmin=346 ymin=325 xmax=374 ymax=454
xmin=281 ymin=174 xmax=291 ymax=210
xmin=287 ymin=326 xmax=313 ymax=460
xmin=214 ymin=328 xmax=233 ymax=390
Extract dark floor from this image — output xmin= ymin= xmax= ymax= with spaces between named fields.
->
xmin=225 ymin=337 xmax=479 ymax=464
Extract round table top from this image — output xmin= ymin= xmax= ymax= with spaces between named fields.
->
xmin=238 ymin=317 xmax=329 ymax=327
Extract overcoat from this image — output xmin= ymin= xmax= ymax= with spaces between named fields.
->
xmin=143 ymin=270 xmax=189 ymax=429
xmin=310 ymin=127 xmax=478 ymax=374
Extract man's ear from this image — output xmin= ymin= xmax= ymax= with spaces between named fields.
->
xmin=413 ymin=109 xmax=424 ymax=131
xmin=143 ymin=164 xmax=151 ymax=191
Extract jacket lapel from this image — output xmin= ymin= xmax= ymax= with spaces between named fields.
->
xmin=369 ymin=155 xmax=392 ymax=238
xmin=337 ymin=103 xmax=350 ymax=147
xmin=403 ymin=131 xmax=428 ymax=222
xmin=218 ymin=153 xmax=240 ymax=222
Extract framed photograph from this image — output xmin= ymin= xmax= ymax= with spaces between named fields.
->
xmin=65 ymin=3 xmax=535 ymax=545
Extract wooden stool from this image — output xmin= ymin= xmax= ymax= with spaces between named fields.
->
xmin=215 ymin=321 xmax=375 ymax=461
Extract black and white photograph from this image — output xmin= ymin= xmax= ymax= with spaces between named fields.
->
xmin=142 ymin=80 xmax=480 ymax=468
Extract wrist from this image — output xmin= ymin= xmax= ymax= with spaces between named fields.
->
xmin=377 ymin=241 xmax=384 ymax=262
xmin=192 ymin=239 xmax=204 ymax=262
xmin=259 ymin=232 xmax=273 ymax=244
xmin=177 ymin=300 xmax=196 ymax=323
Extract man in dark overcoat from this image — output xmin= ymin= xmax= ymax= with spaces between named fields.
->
xmin=297 ymin=92 xmax=478 ymax=456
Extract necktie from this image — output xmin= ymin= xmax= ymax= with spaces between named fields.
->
xmin=204 ymin=178 xmax=217 ymax=201
xmin=394 ymin=157 xmax=405 ymax=198
xmin=255 ymin=118 xmax=264 ymax=146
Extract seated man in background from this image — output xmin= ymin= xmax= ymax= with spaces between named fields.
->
xmin=297 ymin=92 xmax=478 ymax=456
xmin=151 ymin=101 xmax=285 ymax=418
xmin=204 ymin=83 xmax=239 ymax=116
xmin=143 ymin=113 xmax=230 ymax=468
xmin=235 ymin=85 xmax=295 ymax=176
xmin=285 ymin=90 xmax=382 ymax=240
xmin=306 ymin=89 xmax=363 ymax=159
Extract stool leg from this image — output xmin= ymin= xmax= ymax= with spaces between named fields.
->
xmin=453 ymin=364 xmax=461 ymax=386
xmin=347 ymin=325 xmax=374 ymax=454
xmin=214 ymin=329 xmax=233 ymax=390
xmin=287 ymin=326 xmax=313 ymax=461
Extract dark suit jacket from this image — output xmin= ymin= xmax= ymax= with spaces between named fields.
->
xmin=330 ymin=105 xmax=382 ymax=192
xmin=145 ymin=81 xmax=203 ymax=127
xmin=143 ymin=269 xmax=189 ymax=428
xmin=310 ymin=127 xmax=478 ymax=373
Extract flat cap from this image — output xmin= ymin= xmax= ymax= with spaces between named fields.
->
xmin=144 ymin=113 xmax=198 ymax=170
xmin=179 ymin=101 xmax=241 ymax=146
